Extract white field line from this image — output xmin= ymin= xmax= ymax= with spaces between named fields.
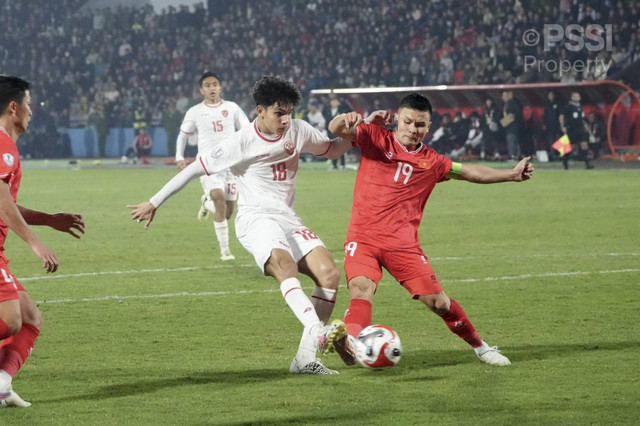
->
xmin=32 ymin=268 xmax=640 ymax=305
xmin=19 ymin=252 xmax=640 ymax=283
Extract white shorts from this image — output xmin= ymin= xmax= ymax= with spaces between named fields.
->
xmin=235 ymin=212 xmax=326 ymax=273
xmin=200 ymin=170 xmax=237 ymax=201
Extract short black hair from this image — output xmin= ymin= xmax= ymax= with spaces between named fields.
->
xmin=199 ymin=71 xmax=220 ymax=86
xmin=0 ymin=75 xmax=30 ymax=115
xmin=398 ymin=93 xmax=432 ymax=115
xmin=252 ymin=76 xmax=301 ymax=108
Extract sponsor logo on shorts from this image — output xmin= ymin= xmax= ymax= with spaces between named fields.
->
xmin=278 ymin=240 xmax=291 ymax=249
xmin=283 ymin=141 xmax=295 ymax=155
xmin=212 ymin=147 xmax=224 ymax=158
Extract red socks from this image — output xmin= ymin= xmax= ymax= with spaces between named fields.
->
xmin=438 ymin=299 xmax=482 ymax=348
xmin=0 ymin=323 xmax=40 ymax=377
xmin=344 ymin=299 xmax=372 ymax=337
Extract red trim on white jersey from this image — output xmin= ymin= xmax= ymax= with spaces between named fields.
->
xmin=393 ymin=132 xmax=424 ymax=154
xmin=202 ymin=100 xmax=223 ymax=109
xmin=317 ymin=141 xmax=332 ymax=157
xmin=199 ymin=157 xmax=210 ymax=175
xmin=253 ymin=121 xmax=283 ymax=143
xmin=180 ymin=129 xmax=196 ymax=135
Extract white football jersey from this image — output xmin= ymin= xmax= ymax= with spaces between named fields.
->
xmin=197 ymin=119 xmax=332 ymax=218
xmin=178 ymin=100 xmax=249 ymax=158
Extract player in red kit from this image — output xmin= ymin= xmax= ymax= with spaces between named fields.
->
xmin=0 ymin=75 xmax=84 ymax=407
xmin=329 ymin=93 xmax=533 ymax=366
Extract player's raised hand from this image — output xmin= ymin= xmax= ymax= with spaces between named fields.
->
xmin=342 ymin=112 xmax=364 ymax=130
xmin=49 ymin=213 xmax=85 ymax=239
xmin=30 ymin=240 xmax=59 ymax=273
xmin=365 ymin=110 xmax=392 ymax=126
xmin=513 ymin=156 xmax=534 ymax=182
xmin=126 ymin=201 xmax=157 ymax=229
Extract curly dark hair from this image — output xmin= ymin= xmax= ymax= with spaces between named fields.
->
xmin=252 ymin=76 xmax=300 ymax=108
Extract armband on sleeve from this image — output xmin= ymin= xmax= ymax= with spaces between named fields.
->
xmin=446 ymin=162 xmax=463 ymax=180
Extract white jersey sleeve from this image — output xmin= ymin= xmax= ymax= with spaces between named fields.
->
xmin=232 ymin=103 xmax=250 ymax=130
xmin=176 ymin=107 xmax=198 ymax=161
xmin=298 ymin=120 xmax=332 ymax=156
xmin=198 ymin=131 xmax=245 ymax=175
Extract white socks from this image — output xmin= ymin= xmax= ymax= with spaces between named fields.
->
xmin=214 ymin=220 xmax=230 ymax=254
xmin=311 ymin=286 xmax=337 ymax=323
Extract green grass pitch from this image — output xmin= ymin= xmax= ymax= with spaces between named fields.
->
xmin=2 ymin=161 xmax=639 ymax=425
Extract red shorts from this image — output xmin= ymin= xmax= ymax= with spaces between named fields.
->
xmin=0 ymin=260 xmax=25 ymax=303
xmin=343 ymin=241 xmax=443 ymax=298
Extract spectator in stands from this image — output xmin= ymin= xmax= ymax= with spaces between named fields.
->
xmin=482 ymin=98 xmax=502 ymax=160
xmin=449 ymin=112 xmax=484 ymax=160
xmin=323 ymin=95 xmax=349 ymax=169
xmin=429 ymin=113 xmax=455 ymax=155
xmin=122 ymin=127 xmax=153 ymax=165
xmin=585 ymin=111 xmax=606 ymax=160
xmin=500 ymin=90 xmax=524 ymax=160
xmin=559 ymin=91 xmax=594 ymax=170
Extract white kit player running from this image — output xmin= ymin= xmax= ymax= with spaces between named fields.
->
xmin=128 ymin=76 xmax=356 ymax=374
xmin=175 ymin=72 xmax=250 ymax=261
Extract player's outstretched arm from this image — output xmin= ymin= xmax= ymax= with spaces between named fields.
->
xmin=459 ymin=156 xmax=534 ymax=184
xmin=17 ymin=206 xmax=85 ymax=239
xmin=328 ymin=112 xmax=364 ymax=141
xmin=0 ymin=182 xmax=59 ymax=273
xmin=126 ymin=159 xmax=204 ymax=229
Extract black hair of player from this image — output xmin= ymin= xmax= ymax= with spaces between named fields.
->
xmin=398 ymin=93 xmax=432 ymax=115
xmin=0 ymin=75 xmax=30 ymax=115
xmin=199 ymin=71 xmax=220 ymax=87
xmin=252 ymin=76 xmax=301 ymax=109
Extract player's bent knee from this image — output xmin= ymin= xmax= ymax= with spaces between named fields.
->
xmin=419 ymin=292 xmax=450 ymax=314
xmin=317 ymin=266 xmax=341 ymax=289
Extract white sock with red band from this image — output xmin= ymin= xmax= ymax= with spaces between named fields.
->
xmin=311 ymin=286 xmax=337 ymax=323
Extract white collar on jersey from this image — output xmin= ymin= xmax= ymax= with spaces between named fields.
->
xmin=392 ymin=132 xmax=424 ymax=154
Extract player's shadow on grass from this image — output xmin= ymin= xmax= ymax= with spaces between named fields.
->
xmin=39 ymin=369 xmax=292 ymax=403
xmin=399 ymin=340 xmax=640 ymax=368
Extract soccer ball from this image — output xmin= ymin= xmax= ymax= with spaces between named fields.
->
xmin=354 ymin=324 xmax=402 ymax=368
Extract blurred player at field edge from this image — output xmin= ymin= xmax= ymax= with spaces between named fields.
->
xmin=0 ymin=75 xmax=85 ymax=407
xmin=175 ymin=72 xmax=250 ymax=261
xmin=128 ymin=76 xmax=356 ymax=374
xmin=329 ymin=93 xmax=534 ymax=366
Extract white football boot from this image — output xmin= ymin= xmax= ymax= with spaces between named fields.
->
xmin=197 ymin=195 xmax=210 ymax=222
xmin=475 ymin=342 xmax=511 ymax=366
xmin=289 ymin=357 xmax=338 ymax=375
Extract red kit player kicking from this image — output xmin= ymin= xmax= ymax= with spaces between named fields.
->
xmin=0 ymin=75 xmax=84 ymax=407
xmin=329 ymin=93 xmax=533 ymax=366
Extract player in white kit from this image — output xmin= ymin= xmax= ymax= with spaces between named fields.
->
xmin=128 ymin=76 xmax=356 ymax=374
xmin=175 ymin=72 xmax=250 ymax=261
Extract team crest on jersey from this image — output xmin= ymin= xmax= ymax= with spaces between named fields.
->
xmin=222 ymin=110 xmax=229 ymax=117
xmin=385 ymin=151 xmax=394 ymax=159
xmin=2 ymin=153 xmax=14 ymax=167
xmin=283 ymin=140 xmax=295 ymax=155
xmin=418 ymin=159 xmax=431 ymax=169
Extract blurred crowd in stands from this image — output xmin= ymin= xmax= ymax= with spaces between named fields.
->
xmin=1 ymin=0 xmax=638 ymax=159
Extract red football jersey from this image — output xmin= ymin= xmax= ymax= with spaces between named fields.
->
xmin=347 ymin=123 xmax=452 ymax=248
xmin=0 ymin=128 xmax=22 ymax=256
